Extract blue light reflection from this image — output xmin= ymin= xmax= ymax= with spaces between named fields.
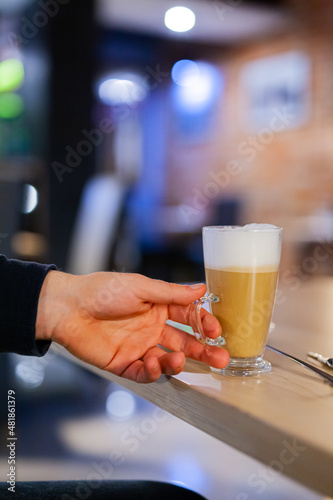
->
xmin=171 ymin=59 xmax=222 ymax=113
xmin=166 ymin=453 xmax=208 ymax=492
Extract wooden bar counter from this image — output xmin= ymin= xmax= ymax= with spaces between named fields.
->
xmin=60 ymin=276 xmax=333 ymax=497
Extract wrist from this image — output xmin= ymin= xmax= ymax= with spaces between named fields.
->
xmin=35 ymin=270 xmax=74 ymax=342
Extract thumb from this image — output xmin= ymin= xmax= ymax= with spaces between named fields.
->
xmin=136 ymin=275 xmax=207 ymax=305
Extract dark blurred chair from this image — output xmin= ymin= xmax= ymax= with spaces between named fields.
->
xmin=211 ymin=197 xmax=242 ymax=227
xmin=0 ymin=480 xmax=208 ymax=499
xmin=0 ymin=179 xmax=23 ymax=258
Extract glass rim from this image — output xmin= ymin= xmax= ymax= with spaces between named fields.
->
xmin=202 ymin=225 xmax=282 ymax=233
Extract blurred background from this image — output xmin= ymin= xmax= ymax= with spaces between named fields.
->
xmin=1 ymin=0 xmax=333 ymax=280
xmin=0 ymin=0 xmax=333 ymax=499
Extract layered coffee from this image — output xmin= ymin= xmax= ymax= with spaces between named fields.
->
xmin=205 ymin=266 xmax=278 ymax=358
xmin=203 ymin=224 xmax=281 ymax=359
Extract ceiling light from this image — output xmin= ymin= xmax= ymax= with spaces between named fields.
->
xmin=164 ymin=6 xmax=196 ymax=33
xmin=98 ymin=74 xmax=147 ymax=106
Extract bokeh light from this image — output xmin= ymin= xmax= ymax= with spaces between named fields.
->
xmin=15 ymin=359 xmax=45 ymax=389
xmin=0 ymin=93 xmax=24 ymax=119
xmin=171 ymin=59 xmax=200 ymax=87
xmin=171 ymin=60 xmax=222 ymax=112
xmin=164 ymin=6 xmax=196 ymax=33
xmin=0 ymin=58 xmax=24 ymax=93
xmin=106 ymin=389 xmax=136 ymax=420
xmin=98 ymin=75 xmax=147 ymax=106
xmin=22 ymin=184 xmax=38 ymax=214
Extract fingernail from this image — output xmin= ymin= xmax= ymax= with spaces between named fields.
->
xmin=189 ymin=283 xmax=204 ymax=289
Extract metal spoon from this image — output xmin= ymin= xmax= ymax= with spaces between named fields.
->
xmin=307 ymin=352 xmax=333 ymax=369
xmin=266 ymin=345 xmax=333 ymax=387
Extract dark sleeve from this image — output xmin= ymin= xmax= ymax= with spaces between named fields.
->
xmin=0 ymin=254 xmax=57 ymax=357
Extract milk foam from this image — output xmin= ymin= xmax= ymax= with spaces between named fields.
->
xmin=203 ymin=224 xmax=282 ymax=269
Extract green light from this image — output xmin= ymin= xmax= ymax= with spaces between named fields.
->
xmin=0 ymin=59 xmax=24 ymax=93
xmin=0 ymin=93 xmax=24 ymax=119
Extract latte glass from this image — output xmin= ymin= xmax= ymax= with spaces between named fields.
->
xmin=192 ymin=224 xmax=282 ymax=376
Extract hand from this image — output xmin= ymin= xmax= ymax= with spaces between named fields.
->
xmin=36 ymin=271 xmax=229 ymax=383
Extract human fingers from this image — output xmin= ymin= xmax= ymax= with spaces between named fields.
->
xmin=120 ymin=356 xmax=162 ymax=383
xmin=160 ymin=323 xmax=229 ymax=369
xmin=120 ymin=350 xmax=186 ymax=383
xmin=168 ymin=303 xmax=222 ymax=339
xmin=144 ymin=348 xmax=185 ymax=376
xmin=133 ymin=274 xmax=207 ymax=306
xmin=158 ymin=351 xmax=186 ymax=375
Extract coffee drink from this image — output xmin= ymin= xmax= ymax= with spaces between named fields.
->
xmin=203 ymin=224 xmax=282 ymax=362
xmin=205 ymin=266 xmax=278 ymax=358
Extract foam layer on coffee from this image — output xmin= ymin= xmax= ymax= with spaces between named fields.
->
xmin=203 ymin=224 xmax=281 ymax=269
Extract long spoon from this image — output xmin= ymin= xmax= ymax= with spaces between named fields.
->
xmin=266 ymin=345 xmax=333 ymax=387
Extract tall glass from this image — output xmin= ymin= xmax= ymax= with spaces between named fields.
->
xmin=193 ymin=224 xmax=282 ymax=376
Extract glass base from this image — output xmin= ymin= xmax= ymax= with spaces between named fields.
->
xmin=211 ymin=354 xmax=271 ymax=377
